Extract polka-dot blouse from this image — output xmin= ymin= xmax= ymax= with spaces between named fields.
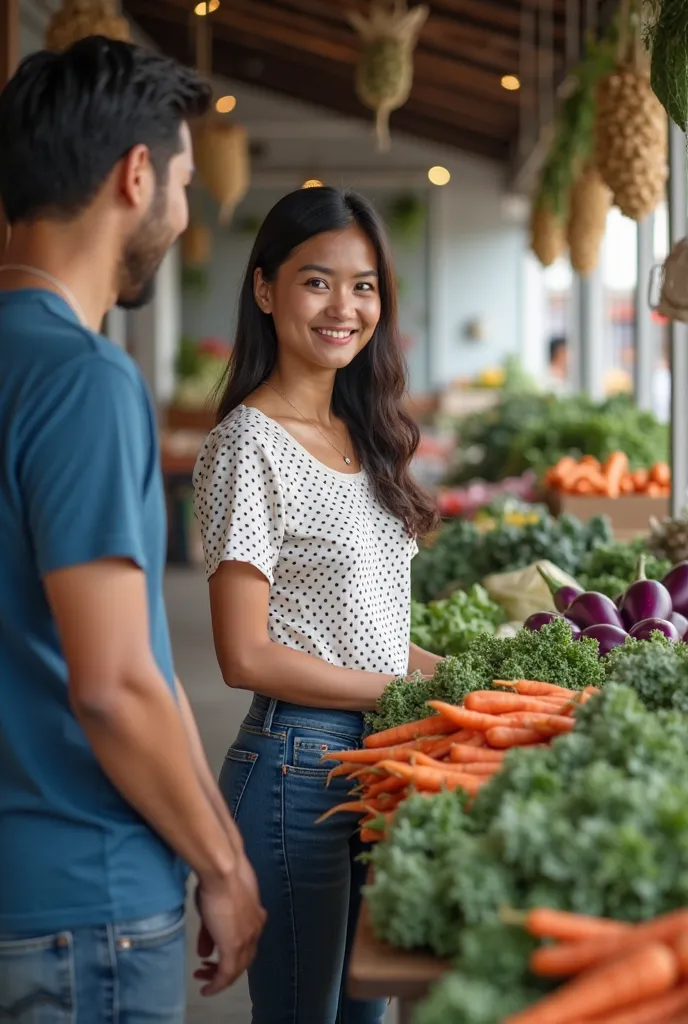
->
xmin=192 ymin=404 xmax=417 ymax=677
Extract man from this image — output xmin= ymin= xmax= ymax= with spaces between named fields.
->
xmin=0 ymin=37 xmax=265 ymax=1021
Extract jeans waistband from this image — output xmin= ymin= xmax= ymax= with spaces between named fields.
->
xmin=246 ymin=693 xmax=364 ymax=742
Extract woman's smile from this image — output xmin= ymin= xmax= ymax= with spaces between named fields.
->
xmin=312 ymin=326 xmax=359 ymax=345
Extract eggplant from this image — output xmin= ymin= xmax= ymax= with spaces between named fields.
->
xmin=523 ymin=611 xmax=562 ymax=632
xmin=581 ymin=624 xmax=628 ymax=657
xmin=671 ymin=611 xmax=688 ymax=639
xmin=536 ymin=565 xmax=582 ymax=613
xmin=629 ymin=617 xmax=680 ymax=643
xmin=663 ymin=562 xmax=688 ymax=617
xmin=621 ymin=555 xmax=672 ymax=627
xmin=566 ymin=591 xmax=625 ymax=630
xmin=565 ymin=618 xmax=582 ymax=640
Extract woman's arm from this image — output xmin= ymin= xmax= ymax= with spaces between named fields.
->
xmin=209 ymin=561 xmax=397 ymax=712
xmin=408 ymin=642 xmax=443 ymax=675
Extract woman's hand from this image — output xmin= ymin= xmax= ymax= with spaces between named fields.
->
xmin=408 ymin=642 xmax=444 ymax=676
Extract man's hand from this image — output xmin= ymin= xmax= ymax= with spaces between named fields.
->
xmin=193 ymin=853 xmax=267 ymax=995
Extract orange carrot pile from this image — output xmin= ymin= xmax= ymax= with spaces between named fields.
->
xmin=317 ymin=679 xmax=597 ymax=841
xmin=502 ymin=907 xmax=688 ymax=1023
xmin=544 ymin=452 xmax=670 ymax=499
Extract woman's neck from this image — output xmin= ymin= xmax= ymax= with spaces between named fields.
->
xmin=268 ymin=362 xmax=337 ymax=424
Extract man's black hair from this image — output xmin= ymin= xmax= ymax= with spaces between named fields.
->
xmin=0 ymin=36 xmax=211 ymax=224
xmin=549 ymin=335 xmax=567 ymax=363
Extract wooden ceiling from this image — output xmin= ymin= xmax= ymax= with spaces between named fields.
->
xmin=122 ymin=0 xmax=618 ymax=164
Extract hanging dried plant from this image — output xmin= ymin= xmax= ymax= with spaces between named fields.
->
xmin=567 ymin=163 xmax=612 ymax=275
xmin=182 ymin=222 xmax=211 ymax=268
xmin=193 ymin=119 xmax=250 ymax=225
xmin=45 ymin=0 xmax=130 ymax=50
xmin=348 ymin=0 xmax=428 ymax=151
xmin=530 ymin=202 xmax=566 ymax=268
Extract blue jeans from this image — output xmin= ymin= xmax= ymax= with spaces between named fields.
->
xmin=0 ymin=908 xmax=185 ymax=1023
xmin=220 ymin=694 xmax=388 ymax=1024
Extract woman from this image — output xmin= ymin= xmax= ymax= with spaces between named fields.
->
xmin=193 ymin=186 xmax=439 ymax=1024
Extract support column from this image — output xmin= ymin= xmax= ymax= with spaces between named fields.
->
xmin=129 ymin=245 xmax=181 ymax=407
xmin=427 ymin=186 xmax=450 ymax=391
xmin=668 ymin=120 xmax=688 ymax=515
xmin=0 ymin=0 xmax=20 ymax=251
xmin=635 ymin=214 xmax=656 ymax=412
xmin=578 ymin=268 xmax=606 ymax=401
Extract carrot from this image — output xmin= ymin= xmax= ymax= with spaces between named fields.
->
xmin=326 ymin=762 xmax=360 ymax=785
xmin=588 ymin=982 xmax=688 ymax=1023
xmin=581 ymin=455 xmax=601 ymax=468
xmin=409 ymin=751 xmax=467 ymax=770
xmin=425 ymin=730 xmax=475 ymax=759
xmin=502 ymin=907 xmax=632 ymax=942
xmin=427 ymin=701 xmax=501 ymax=732
xmin=464 ymin=691 xmax=565 ymax=716
xmin=456 ymin=761 xmax=502 ymax=776
xmin=620 ymin=473 xmax=635 ymax=495
xmin=364 ymin=776 xmax=407 ymax=799
xmin=647 ymin=482 xmax=664 ymax=497
xmin=603 ymin=451 xmax=629 ymax=499
xmin=506 ymin=943 xmax=678 ymax=1024
xmin=651 ymin=461 xmax=671 ymax=488
xmin=363 ymin=715 xmax=454 ymax=749
xmin=494 ymin=680 xmax=576 ymax=698
xmin=498 ymin=712 xmax=574 ymax=736
xmin=315 ymin=800 xmax=377 ymax=824
xmin=671 ymin=928 xmax=688 ymax=977
xmin=633 ymin=468 xmax=650 ymax=492
xmin=549 ymin=456 xmax=578 ymax=487
xmin=574 ymin=479 xmax=597 ymax=494
xmin=323 ymin=740 xmax=445 ymax=764
xmin=376 ymin=760 xmax=483 ymax=795
xmin=449 ymin=744 xmax=505 ymax=764
xmin=530 ymin=909 xmax=688 ymax=978
xmin=360 ymin=827 xmax=383 ymax=843
xmin=486 ymin=726 xmax=544 ymax=748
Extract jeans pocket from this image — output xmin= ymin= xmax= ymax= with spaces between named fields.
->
xmin=0 ymin=932 xmax=75 ymax=1023
xmin=287 ymin=731 xmax=361 ymax=779
xmin=219 ymin=747 xmax=259 ymax=817
xmin=114 ymin=911 xmax=186 ymax=1024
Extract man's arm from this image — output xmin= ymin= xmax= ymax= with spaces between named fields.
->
xmin=175 ymin=676 xmax=244 ymax=854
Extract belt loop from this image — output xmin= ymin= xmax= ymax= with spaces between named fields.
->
xmin=262 ymin=697 xmax=278 ymax=735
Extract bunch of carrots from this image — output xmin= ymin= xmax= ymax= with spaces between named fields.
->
xmin=318 ymin=680 xmax=598 ymax=841
xmin=502 ymin=906 xmax=688 ymax=1023
xmin=544 ymin=452 xmax=670 ymax=499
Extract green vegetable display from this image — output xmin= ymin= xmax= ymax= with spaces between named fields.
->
xmin=410 ymin=586 xmax=505 ymax=657
xmin=577 ymin=538 xmax=671 ymax=598
xmin=412 ymin=508 xmax=611 ymax=604
xmin=365 ymin=618 xmax=605 ymax=734
xmin=446 ymin=392 xmax=668 ymax=485
xmin=604 ymin=632 xmax=688 ymax=712
xmin=366 ymin=682 xmax=688 ymax=1023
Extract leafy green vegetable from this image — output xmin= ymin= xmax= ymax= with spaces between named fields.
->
xmin=412 ymin=508 xmax=611 ymax=604
xmin=446 ymin=392 xmax=668 ymax=486
xmin=365 ymin=619 xmax=604 ymax=734
xmin=577 ymin=538 xmax=671 ymax=598
xmin=414 ymin=972 xmax=537 ymax=1024
xmin=410 ymin=586 xmax=505 ymax=656
xmin=603 ymin=633 xmax=688 ymax=712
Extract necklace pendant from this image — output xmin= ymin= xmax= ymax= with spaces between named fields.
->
xmin=344 ymin=456 xmax=351 ymax=465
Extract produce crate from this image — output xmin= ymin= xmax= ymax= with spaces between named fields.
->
xmin=546 ymin=490 xmax=669 ymax=540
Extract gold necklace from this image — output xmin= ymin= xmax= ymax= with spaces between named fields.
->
xmin=263 ymin=380 xmax=352 ymax=465
xmin=0 ymin=264 xmax=88 ymax=327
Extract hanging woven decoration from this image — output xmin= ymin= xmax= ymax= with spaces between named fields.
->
xmin=348 ymin=0 xmax=428 ymax=152
xmin=530 ymin=203 xmax=566 ymax=268
xmin=567 ymin=163 xmax=612 ymax=275
xmin=594 ymin=1 xmax=667 ymax=221
xmin=193 ymin=119 xmax=249 ymax=225
xmin=45 ymin=0 xmax=130 ymax=50
xmin=182 ymin=222 xmax=212 ymax=267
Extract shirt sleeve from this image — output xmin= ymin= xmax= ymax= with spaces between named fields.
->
xmin=19 ymin=357 xmax=154 ymax=576
xmin=193 ymin=430 xmax=285 ymax=583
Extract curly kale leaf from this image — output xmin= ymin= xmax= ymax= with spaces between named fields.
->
xmin=578 ymin=539 xmax=671 ymax=597
xmin=603 ymin=634 xmax=688 ymax=712
xmin=414 ymin=972 xmax=538 ymax=1024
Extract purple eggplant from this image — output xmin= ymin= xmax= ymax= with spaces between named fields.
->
xmin=614 ymin=593 xmax=624 ymax=610
xmin=566 ymin=591 xmax=625 ymax=630
xmin=536 ymin=565 xmax=583 ymax=613
xmin=629 ymin=617 xmax=680 ymax=643
xmin=523 ymin=611 xmax=562 ymax=632
xmin=621 ymin=555 xmax=672 ymax=628
xmin=671 ymin=611 xmax=688 ymax=638
xmin=581 ymin=623 xmax=629 ymax=656
xmin=565 ymin=618 xmax=582 ymax=640
xmin=663 ymin=562 xmax=688 ymax=618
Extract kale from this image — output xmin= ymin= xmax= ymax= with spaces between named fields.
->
xmin=365 ymin=619 xmax=605 ymax=734
xmin=603 ymin=634 xmax=688 ymax=713
xmin=578 ymin=539 xmax=671 ymax=598
xmin=410 ymin=586 xmax=505 ymax=657
xmin=413 ymin=972 xmax=538 ymax=1024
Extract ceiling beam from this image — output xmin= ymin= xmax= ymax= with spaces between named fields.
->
xmin=126 ymin=9 xmax=509 ymax=160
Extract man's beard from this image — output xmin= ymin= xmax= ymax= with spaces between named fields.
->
xmin=116 ymin=185 xmax=173 ymax=311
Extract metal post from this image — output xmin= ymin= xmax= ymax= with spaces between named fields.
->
xmin=568 ymin=275 xmax=582 ymax=393
xmin=578 ymin=267 xmax=606 ymax=401
xmin=0 ymin=0 xmax=20 ymax=251
xmin=635 ymin=213 xmax=656 ymax=411
xmin=668 ymin=119 xmax=688 ymax=515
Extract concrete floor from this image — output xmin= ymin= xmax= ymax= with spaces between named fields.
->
xmin=165 ymin=567 xmax=397 ymax=1024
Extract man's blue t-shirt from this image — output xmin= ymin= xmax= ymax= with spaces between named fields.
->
xmin=0 ymin=289 xmax=186 ymax=932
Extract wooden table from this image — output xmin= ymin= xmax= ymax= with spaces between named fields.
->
xmin=348 ymin=901 xmax=449 ymax=1024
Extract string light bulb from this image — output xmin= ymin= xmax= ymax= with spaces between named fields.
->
xmin=194 ymin=0 xmax=219 ymax=15
xmin=215 ymin=95 xmax=236 ymax=113
xmin=302 ymin=179 xmax=324 ymax=188
xmin=428 ymin=166 xmax=450 ymax=186
xmin=501 ymin=74 xmax=520 ymax=91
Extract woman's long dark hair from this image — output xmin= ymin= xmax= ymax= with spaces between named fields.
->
xmin=215 ymin=186 xmax=438 ymax=538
